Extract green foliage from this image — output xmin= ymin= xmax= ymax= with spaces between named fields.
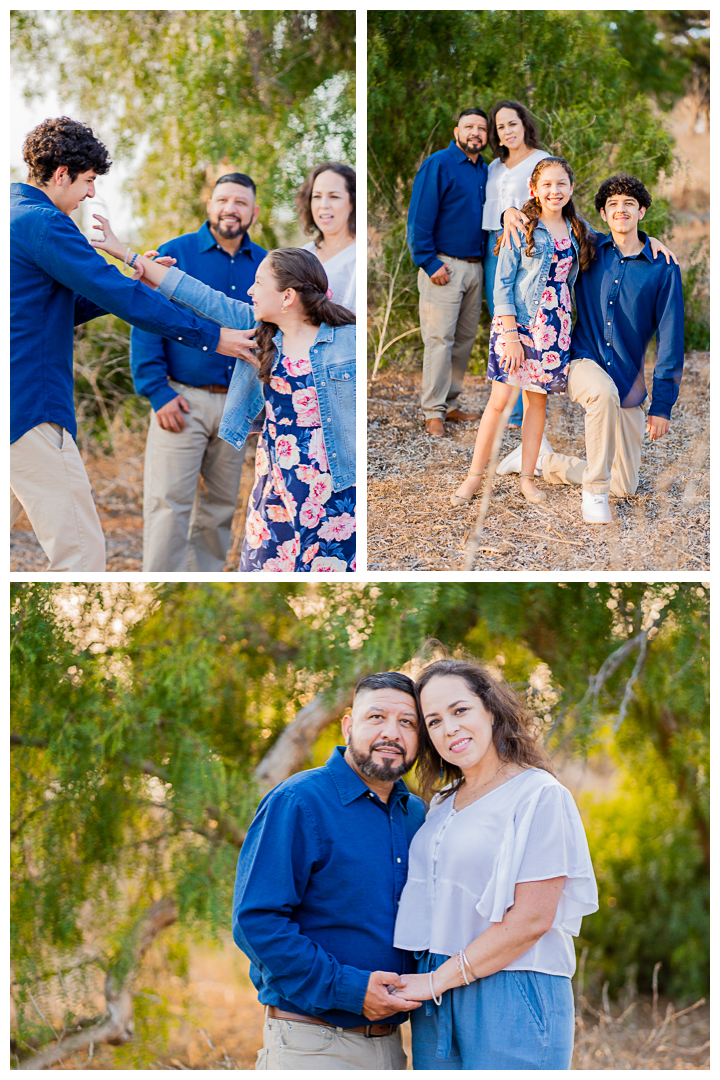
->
xmin=368 ymin=9 xmax=681 ymax=370
xmin=12 ymin=10 xmax=355 ymax=248
xmin=680 ymin=241 xmax=710 ymax=350
xmin=579 ymin=762 xmax=709 ymax=1001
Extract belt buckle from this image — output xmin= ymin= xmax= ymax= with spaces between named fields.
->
xmin=364 ymin=1024 xmax=394 ymax=1038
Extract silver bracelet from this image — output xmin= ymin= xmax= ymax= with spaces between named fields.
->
xmin=122 ymin=247 xmax=131 ymax=272
xmin=428 ymin=970 xmax=443 ymax=1006
xmin=458 ymin=950 xmax=470 ymax=986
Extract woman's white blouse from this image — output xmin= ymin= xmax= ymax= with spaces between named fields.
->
xmin=302 ymin=240 xmax=356 ymax=314
xmin=394 ymin=768 xmax=598 ymax=977
xmin=482 ymin=149 xmax=550 ymax=231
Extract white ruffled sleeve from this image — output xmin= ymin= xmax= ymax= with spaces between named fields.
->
xmin=476 ymin=780 xmax=598 ymax=934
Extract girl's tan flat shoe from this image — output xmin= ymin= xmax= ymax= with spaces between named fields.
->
xmin=451 ymin=471 xmax=483 ymax=507
xmin=520 ymin=473 xmax=547 ymax=504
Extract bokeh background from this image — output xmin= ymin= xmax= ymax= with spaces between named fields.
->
xmin=10 ymin=11 xmax=355 ymax=571
xmin=11 ymin=582 xmax=709 ymax=1069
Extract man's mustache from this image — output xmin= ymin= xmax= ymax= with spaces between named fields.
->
xmin=372 ymin=740 xmax=406 ymax=757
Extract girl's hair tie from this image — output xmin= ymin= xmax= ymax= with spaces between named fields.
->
xmin=326 ymin=288 xmax=333 ymax=299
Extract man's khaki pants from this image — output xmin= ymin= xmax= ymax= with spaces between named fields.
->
xmin=143 ymin=382 xmax=246 ymax=572
xmin=10 ymin=422 xmax=106 ymax=571
xmin=418 ymin=255 xmax=483 ymax=419
xmin=542 ymin=358 xmax=645 ymax=496
xmin=255 ymin=1014 xmax=406 ymax=1070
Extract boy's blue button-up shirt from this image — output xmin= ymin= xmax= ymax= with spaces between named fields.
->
xmin=407 ymin=141 xmax=488 ymax=277
xmin=10 ymin=183 xmax=222 ymax=444
xmin=232 ymin=747 xmax=426 ymax=1027
xmin=571 ymin=230 xmax=684 ymax=418
xmin=130 ymin=222 xmax=266 ymax=411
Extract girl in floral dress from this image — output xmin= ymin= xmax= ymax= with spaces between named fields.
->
xmin=451 ymin=157 xmax=594 ymax=507
xmin=242 ymin=348 xmax=356 ymax=573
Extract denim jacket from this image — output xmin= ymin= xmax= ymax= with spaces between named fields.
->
xmin=493 ymin=217 xmax=581 ymax=326
xmin=158 ymin=266 xmax=356 ymax=490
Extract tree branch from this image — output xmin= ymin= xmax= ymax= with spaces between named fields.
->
xmin=18 ymin=897 xmax=177 ymax=1070
xmin=253 ymin=679 xmax=360 ymax=796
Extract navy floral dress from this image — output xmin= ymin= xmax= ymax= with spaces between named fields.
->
xmin=488 ymin=237 xmax=574 ymax=395
xmin=240 ymin=355 xmax=356 ymax=573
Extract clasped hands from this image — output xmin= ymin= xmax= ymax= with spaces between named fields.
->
xmin=362 ymin=970 xmax=438 ymax=1021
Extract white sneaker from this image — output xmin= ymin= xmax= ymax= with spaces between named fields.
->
xmin=582 ymin=490 xmax=612 ymax=524
xmin=496 ymin=434 xmax=554 ymax=476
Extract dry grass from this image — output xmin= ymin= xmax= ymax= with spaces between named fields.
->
xmin=10 ymin=421 xmax=258 ymax=573
xmin=29 ymin=941 xmax=708 ymax=1070
xmin=368 ymin=351 xmax=709 ymax=571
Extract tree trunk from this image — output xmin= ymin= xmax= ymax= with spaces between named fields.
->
xmin=253 ymin=680 xmax=359 ymax=796
xmin=18 ymin=896 xmax=178 ymax=1070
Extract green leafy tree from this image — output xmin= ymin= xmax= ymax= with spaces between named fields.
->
xmin=12 ymin=10 xmax=356 ymax=248
xmin=11 ymin=582 xmax=708 ymax=1066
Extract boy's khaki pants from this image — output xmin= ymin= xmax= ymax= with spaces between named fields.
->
xmin=255 ymin=1013 xmax=407 ymax=1070
xmin=541 ymin=357 xmax=645 ymax=496
xmin=10 ymin=422 xmax=106 ymax=571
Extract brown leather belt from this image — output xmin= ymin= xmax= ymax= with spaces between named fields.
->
xmin=197 ymin=384 xmax=228 ymax=393
xmin=267 ymin=1005 xmax=396 ymax=1038
xmin=437 ymin=252 xmax=482 ymax=263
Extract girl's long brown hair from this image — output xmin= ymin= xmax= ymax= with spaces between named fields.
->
xmin=494 ymin=156 xmax=594 ymax=273
xmin=255 ymin=248 xmax=355 ymax=383
xmin=414 ymin=651 xmax=554 ymax=804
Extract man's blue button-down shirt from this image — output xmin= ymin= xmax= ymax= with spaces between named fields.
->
xmin=571 ymin=230 xmax=684 ymax=418
xmin=407 ymin=141 xmax=488 ymax=277
xmin=232 ymin=746 xmax=426 ymax=1027
xmin=130 ymin=222 xmax=266 ymax=411
xmin=10 ymin=183 xmax=222 ymax=444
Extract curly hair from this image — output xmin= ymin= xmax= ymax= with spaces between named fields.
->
xmin=413 ymin=649 xmax=554 ymax=804
xmin=487 ymin=100 xmax=544 ymax=161
xmin=23 ymin=117 xmax=112 ymax=185
xmin=254 ymin=248 xmax=355 ymax=383
xmin=594 ymin=174 xmax=652 ymax=214
xmin=296 ymin=163 xmax=356 ymax=247
xmin=495 ymin=156 xmax=594 ymax=274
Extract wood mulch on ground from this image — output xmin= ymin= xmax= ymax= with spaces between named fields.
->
xmin=368 ymin=352 xmax=709 ymax=572
xmin=10 ymin=423 xmax=259 ymax=574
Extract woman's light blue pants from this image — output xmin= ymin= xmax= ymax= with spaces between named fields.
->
xmin=411 ymin=952 xmax=575 ymax=1070
xmin=484 ymin=229 xmax=524 ymax=426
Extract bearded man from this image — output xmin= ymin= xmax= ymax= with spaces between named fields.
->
xmin=233 ymin=671 xmax=426 ymax=1070
xmin=130 ymin=173 xmax=266 ymax=570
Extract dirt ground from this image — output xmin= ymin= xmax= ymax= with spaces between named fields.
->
xmin=368 ymin=352 xmax=709 ymax=572
xmin=35 ymin=939 xmax=709 ymax=1070
xmin=10 ymin=424 xmax=259 ymax=574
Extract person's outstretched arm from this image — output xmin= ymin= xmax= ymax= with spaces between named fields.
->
xmin=92 ymin=215 xmax=257 ymax=336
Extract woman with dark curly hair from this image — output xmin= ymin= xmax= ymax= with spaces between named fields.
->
xmin=92 ymin=217 xmax=356 ymax=572
xmin=297 ymin=162 xmax=356 ymax=312
xmin=392 ymin=652 xmax=598 ymax=1070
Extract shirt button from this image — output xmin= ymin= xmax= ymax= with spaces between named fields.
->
xmin=178 ymin=337 xmax=182 ymax=341
xmin=203 ymin=346 xmax=208 ymax=351
xmin=615 ymin=279 xmax=619 ymax=283
xmin=321 ymin=381 xmax=326 ymax=386
xmin=607 ymin=321 xmax=611 ymax=325
xmin=231 ymin=285 xmax=236 ymax=290
xmin=332 ymin=452 xmax=336 ymax=457
xmin=396 ymin=858 xmax=402 ymax=864
xmin=326 ymin=417 xmax=332 ymax=422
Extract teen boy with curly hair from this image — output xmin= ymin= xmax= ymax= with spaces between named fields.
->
xmin=11 ymin=117 xmax=253 ymax=570
xmin=500 ymin=175 xmax=684 ymax=524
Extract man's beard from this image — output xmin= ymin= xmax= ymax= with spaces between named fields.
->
xmin=457 ymin=136 xmax=485 ymax=156
xmin=347 ymin=732 xmax=413 ymax=782
xmin=211 ymin=215 xmax=248 ymax=240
